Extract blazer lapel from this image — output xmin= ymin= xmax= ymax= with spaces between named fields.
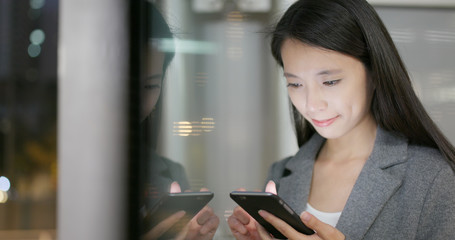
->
xmin=278 ymin=134 xmax=325 ymax=215
xmin=336 ymin=127 xmax=408 ymax=239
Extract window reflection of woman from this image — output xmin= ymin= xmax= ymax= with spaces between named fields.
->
xmin=140 ymin=3 xmax=219 ymax=240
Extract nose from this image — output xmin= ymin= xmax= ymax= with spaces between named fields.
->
xmin=305 ymin=87 xmax=327 ymax=113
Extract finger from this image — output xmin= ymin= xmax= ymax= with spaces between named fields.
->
xmin=265 ymin=181 xmax=277 ymax=195
xmin=301 ymin=212 xmax=344 ymax=240
xmin=195 ymin=206 xmax=213 ymax=225
xmin=200 ymin=187 xmax=210 ymax=192
xmin=259 ymin=210 xmax=304 ymax=239
xmin=227 ymin=214 xmax=248 ymax=235
xmin=169 ymin=181 xmax=181 ymax=193
xmin=235 ymin=187 xmax=247 ymax=191
xmin=200 ymin=215 xmax=220 ymax=235
xmin=144 ymin=211 xmax=185 ymax=239
xmin=233 ymin=206 xmax=253 ymax=225
xmin=255 ymin=221 xmax=273 ymax=240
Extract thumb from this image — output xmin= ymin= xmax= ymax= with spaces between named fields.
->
xmin=265 ymin=180 xmax=277 ymax=194
xmin=169 ymin=181 xmax=182 ymax=193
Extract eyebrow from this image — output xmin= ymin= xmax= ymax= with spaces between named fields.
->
xmin=283 ymin=69 xmax=342 ymax=78
xmin=283 ymin=72 xmax=299 ymax=78
xmin=147 ymin=74 xmax=163 ymax=80
xmin=317 ymin=69 xmax=342 ymax=76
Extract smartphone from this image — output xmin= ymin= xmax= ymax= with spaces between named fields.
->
xmin=230 ymin=191 xmax=314 ymax=239
xmin=143 ymin=192 xmax=214 ymax=237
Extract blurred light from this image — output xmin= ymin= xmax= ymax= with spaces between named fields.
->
xmin=38 ymin=231 xmax=53 ymax=240
xmin=0 ymin=191 xmax=7 ymax=203
xmin=174 ymin=121 xmax=193 ymax=137
xmin=195 ymin=72 xmax=208 ymax=87
xmin=151 ymin=38 xmax=217 ymax=55
xmin=30 ymin=29 xmax=46 ymax=45
xmin=173 ymin=118 xmax=215 ymax=136
xmin=227 ymin=11 xmax=244 ymax=22
xmin=28 ymin=43 xmax=42 ymax=58
xmin=425 ymin=30 xmax=455 ymax=43
xmin=236 ymin=0 xmax=271 ymax=12
xmin=389 ymin=29 xmax=416 ymax=44
xmin=192 ymin=0 xmax=224 ymax=13
xmin=227 ymin=26 xmax=244 ymax=39
xmin=30 ymin=0 xmax=46 ymax=9
xmin=0 ymin=176 xmax=10 ymax=192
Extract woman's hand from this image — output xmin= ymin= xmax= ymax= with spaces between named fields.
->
xmin=228 ymin=180 xmax=344 ymax=240
xmin=256 ymin=210 xmax=345 ymax=240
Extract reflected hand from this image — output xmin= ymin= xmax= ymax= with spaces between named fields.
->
xmin=177 ymin=205 xmax=220 ymax=240
xmin=176 ymin=188 xmax=220 ymax=240
xmin=141 ymin=210 xmax=186 ymax=240
xmin=227 ymin=181 xmax=277 ymax=240
xmin=228 ymin=205 xmax=262 ymax=240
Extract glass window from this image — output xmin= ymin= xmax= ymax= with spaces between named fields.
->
xmin=138 ymin=1 xmax=455 ymax=239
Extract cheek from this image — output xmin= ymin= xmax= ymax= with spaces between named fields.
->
xmin=288 ymin=91 xmax=307 ymax=112
xmin=338 ymin=88 xmax=369 ymax=117
xmin=141 ymin=89 xmax=161 ymax=111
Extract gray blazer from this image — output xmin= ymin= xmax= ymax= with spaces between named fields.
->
xmin=266 ymin=127 xmax=455 ymax=239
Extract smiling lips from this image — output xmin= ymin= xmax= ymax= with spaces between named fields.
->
xmin=312 ymin=116 xmax=339 ymax=127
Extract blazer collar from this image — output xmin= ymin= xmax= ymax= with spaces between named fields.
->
xmin=278 ymin=127 xmax=408 ymax=239
xmin=278 ymin=133 xmax=325 ymax=214
xmin=149 ymin=150 xmax=170 ymax=174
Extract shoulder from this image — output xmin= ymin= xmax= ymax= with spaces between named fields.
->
xmin=404 ymin=146 xmax=455 ymax=238
xmin=404 ymin=144 xmax=455 ymax=196
xmin=406 ymin=144 xmax=453 ymax=177
xmin=159 ymin=156 xmax=186 ymax=174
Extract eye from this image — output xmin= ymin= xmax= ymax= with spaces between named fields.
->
xmin=144 ymin=84 xmax=161 ymax=90
xmin=323 ymin=79 xmax=340 ymax=86
xmin=287 ymin=83 xmax=303 ymax=88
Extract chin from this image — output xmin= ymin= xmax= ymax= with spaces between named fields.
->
xmin=313 ymin=127 xmax=344 ymax=140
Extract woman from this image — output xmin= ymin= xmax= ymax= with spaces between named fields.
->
xmin=228 ymin=0 xmax=455 ymax=239
xmin=140 ymin=3 xmax=219 ymax=239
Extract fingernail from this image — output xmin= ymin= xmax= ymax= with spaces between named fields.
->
xmin=258 ymin=210 xmax=268 ymax=218
xmin=302 ymin=211 xmax=311 ymax=222
xmin=176 ymin=210 xmax=186 ymax=218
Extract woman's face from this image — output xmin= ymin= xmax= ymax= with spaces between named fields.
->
xmin=281 ymin=39 xmax=375 ymax=140
xmin=141 ymin=47 xmax=165 ymax=121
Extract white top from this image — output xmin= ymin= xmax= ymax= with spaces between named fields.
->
xmin=305 ymin=203 xmax=342 ymax=227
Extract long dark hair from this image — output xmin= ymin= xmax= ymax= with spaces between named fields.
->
xmin=141 ymin=3 xmax=175 ymax=149
xmin=271 ymin=0 xmax=455 ymax=169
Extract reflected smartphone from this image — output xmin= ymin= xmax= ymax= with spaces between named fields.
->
xmin=230 ymin=191 xmax=314 ymax=239
xmin=143 ymin=192 xmax=214 ymax=237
